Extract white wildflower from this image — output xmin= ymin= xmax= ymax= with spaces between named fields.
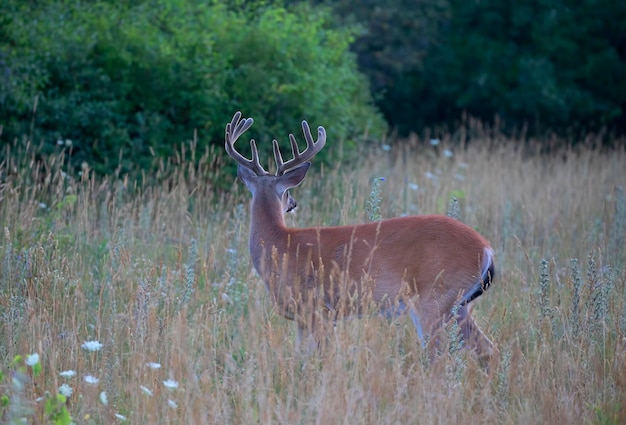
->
xmin=38 ymin=203 xmax=48 ymax=209
xmin=408 ymin=183 xmax=419 ymax=191
xmin=81 ymin=340 xmax=103 ymax=352
xmin=100 ymin=391 xmax=108 ymax=405
xmin=58 ymin=383 xmax=73 ymax=397
xmin=163 ymin=379 xmax=179 ymax=390
xmin=57 ymin=139 xmax=64 ymax=146
xmin=84 ymin=375 xmax=100 ymax=384
xmin=25 ymin=353 xmax=39 ymax=366
xmin=168 ymin=399 xmax=178 ymax=409
xmin=430 ymin=138 xmax=440 ymax=146
xmin=443 ymin=149 xmax=454 ymax=158
xmin=60 ymin=370 xmax=76 ymax=378
xmin=140 ymin=385 xmax=153 ymax=396
xmin=145 ymin=362 xmax=161 ymax=369
xmin=381 ymin=144 xmax=391 ymax=152
xmin=11 ymin=375 xmax=25 ymax=391
xmin=115 ymin=413 xmax=127 ymax=421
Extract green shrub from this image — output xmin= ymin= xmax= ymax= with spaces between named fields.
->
xmin=302 ymin=0 xmax=626 ymax=138
xmin=0 ymin=0 xmax=386 ymax=177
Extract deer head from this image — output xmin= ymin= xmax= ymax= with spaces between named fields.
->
xmin=225 ymin=111 xmax=326 ymax=216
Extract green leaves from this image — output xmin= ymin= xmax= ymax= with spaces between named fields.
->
xmin=44 ymin=394 xmax=72 ymax=425
xmin=1 ymin=353 xmax=71 ymax=424
xmin=313 ymin=0 xmax=626 ymax=138
xmin=0 ymin=0 xmax=385 ymax=179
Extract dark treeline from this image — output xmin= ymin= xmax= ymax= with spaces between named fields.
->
xmin=307 ymin=0 xmax=626 ymax=139
xmin=1 ymin=0 xmax=625 ymax=177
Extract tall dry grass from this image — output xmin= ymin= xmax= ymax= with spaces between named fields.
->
xmin=1 ymin=133 xmax=625 ymax=424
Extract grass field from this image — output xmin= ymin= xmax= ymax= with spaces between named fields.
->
xmin=1 ymin=133 xmax=625 ymax=424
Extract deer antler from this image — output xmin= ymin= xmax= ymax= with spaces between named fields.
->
xmin=225 ymin=112 xmax=326 ymax=177
xmin=224 ymin=111 xmax=270 ymax=176
xmin=273 ymin=121 xmax=326 ymax=176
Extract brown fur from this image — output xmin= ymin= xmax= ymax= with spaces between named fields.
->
xmin=227 ymin=112 xmax=496 ymax=362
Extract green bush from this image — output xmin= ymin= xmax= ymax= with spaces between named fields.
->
xmin=303 ymin=0 xmax=626 ymax=138
xmin=0 ymin=0 xmax=386 ymax=177
xmin=411 ymin=0 xmax=626 ymax=137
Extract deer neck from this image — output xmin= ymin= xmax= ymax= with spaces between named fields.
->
xmin=248 ymin=193 xmax=289 ymax=276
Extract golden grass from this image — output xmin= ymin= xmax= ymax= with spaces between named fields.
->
xmin=1 ymin=135 xmax=625 ymax=424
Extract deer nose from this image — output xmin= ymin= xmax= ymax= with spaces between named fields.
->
xmin=286 ymin=199 xmax=297 ymax=213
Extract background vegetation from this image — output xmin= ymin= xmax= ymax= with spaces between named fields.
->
xmin=1 ymin=1 xmax=625 ymax=422
xmin=309 ymin=0 xmax=626 ymax=137
xmin=2 ymin=0 xmax=625 ymax=179
xmin=1 ymin=132 xmax=625 ymax=423
xmin=0 ymin=0 xmax=384 ymax=176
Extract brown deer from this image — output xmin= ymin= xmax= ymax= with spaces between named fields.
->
xmin=225 ymin=112 xmax=496 ymax=363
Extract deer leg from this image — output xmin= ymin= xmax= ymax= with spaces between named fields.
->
xmin=296 ymin=322 xmax=319 ymax=354
xmin=411 ymin=301 xmax=451 ymax=359
xmin=407 ymin=306 xmax=426 ymax=347
xmin=456 ymin=304 xmax=496 ymax=366
xmin=295 ymin=307 xmax=332 ymax=354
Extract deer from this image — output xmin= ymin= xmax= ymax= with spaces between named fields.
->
xmin=225 ymin=111 xmax=496 ymax=364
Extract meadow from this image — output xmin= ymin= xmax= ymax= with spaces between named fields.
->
xmin=1 ymin=130 xmax=625 ymax=424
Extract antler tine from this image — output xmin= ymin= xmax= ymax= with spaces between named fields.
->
xmin=224 ymin=111 xmax=269 ymax=176
xmin=274 ymin=120 xmax=327 ymax=175
xmin=272 ymin=138 xmax=285 ymax=173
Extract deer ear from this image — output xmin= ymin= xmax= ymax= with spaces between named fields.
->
xmin=238 ymin=163 xmax=258 ymax=181
xmin=277 ymin=162 xmax=311 ymax=192
xmin=237 ymin=164 xmax=259 ymax=193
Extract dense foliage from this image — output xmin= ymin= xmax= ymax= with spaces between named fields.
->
xmin=1 ymin=0 xmax=625 ymax=177
xmin=0 ymin=0 xmax=385 ymax=175
xmin=309 ymin=0 xmax=626 ymax=137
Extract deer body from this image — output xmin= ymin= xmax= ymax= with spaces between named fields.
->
xmin=226 ymin=112 xmax=495 ymax=362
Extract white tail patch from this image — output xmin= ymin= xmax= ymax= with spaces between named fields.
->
xmin=458 ymin=247 xmax=494 ymax=306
